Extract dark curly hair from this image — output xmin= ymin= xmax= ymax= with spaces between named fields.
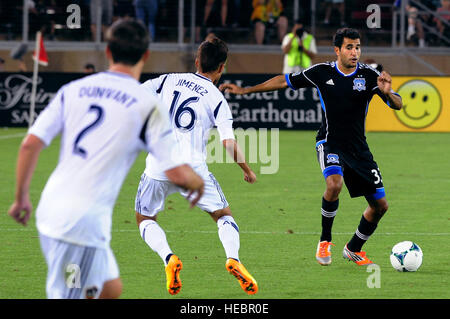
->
xmin=333 ymin=28 xmax=361 ymax=49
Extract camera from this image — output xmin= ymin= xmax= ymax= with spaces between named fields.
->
xmin=296 ymin=28 xmax=304 ymax=38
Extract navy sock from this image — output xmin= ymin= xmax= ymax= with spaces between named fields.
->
xmin=165 ymin=253 xmax=174 ymax=264
xmin=320 ymin=197 xmax=339 ymax=242
xmin=347 ymin=215 xmax=378 ymax=252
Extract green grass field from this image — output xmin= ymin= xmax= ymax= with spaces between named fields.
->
xmin=0 ymin=127 xmax=449 ymax=299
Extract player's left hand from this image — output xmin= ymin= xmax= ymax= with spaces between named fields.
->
xmin=377 ymin=71 xmax=392 ymax=95
xmin=8 ymin=198 xmax=32 ymax=226
xmin=219 ymin=83 xmax=245 ymax=95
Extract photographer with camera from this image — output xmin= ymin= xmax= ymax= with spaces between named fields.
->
xmin=281 ymin=19 xmax=317 ymax=74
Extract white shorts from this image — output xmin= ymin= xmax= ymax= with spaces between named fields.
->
xmin=39 ymin=234 xmax=119 ymax=299
xmin=135 ymin=172 xmax=229 ymax=216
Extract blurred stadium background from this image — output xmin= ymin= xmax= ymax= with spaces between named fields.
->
xmin=1 ymin=0 xmax=449 ymax=130
xmin=0 ymin=0 xmax=449 ymax=74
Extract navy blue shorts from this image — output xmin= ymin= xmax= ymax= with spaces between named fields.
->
xmin=316 ymin=140 xmax=386 ymax=201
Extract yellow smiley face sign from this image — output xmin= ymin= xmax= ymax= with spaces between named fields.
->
xmin=395 ymin=80 xmax=442 ymax=129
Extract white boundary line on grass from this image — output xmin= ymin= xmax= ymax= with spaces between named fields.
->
xmin=0 ymin=228 xmax=449 ymax=236
xmin=0 ymin=133 xmax=26 ymax=140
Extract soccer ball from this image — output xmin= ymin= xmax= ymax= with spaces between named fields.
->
xmin=390 ymin=241 xmax=423 ymax=272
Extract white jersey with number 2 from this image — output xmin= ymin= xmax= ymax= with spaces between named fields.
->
xmin=29 ymin=71 xmax=182 ymax=249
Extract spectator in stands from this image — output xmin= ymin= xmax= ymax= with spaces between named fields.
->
xmin=251 ymin=0 xmax=288 ymax=44
xmin=396 ymin=0 xmax=427 ymax=47
xmin=84 ymin=63 xmax=96 ymax=74
xmin=10 ymin=42 xmax=28 ymax=72
xmin=281 ymin=19 xmax=317 ymax=74
xmin=135 ymin=0 xmax=158 ymax=41
xmin=323 ymin=0 xmax=346 ymax=27
xmin=90 ymin=0 xmax=114 ymax=42
xmin=193 ymin=0 xmax=207 ymax=43
xmin=229 ymin=0 xmax=242 ymax=27
xmin=204 ymin=0 xmax=228 ymax=27
xmin=114 ymin=0 xmax=135 ymax=20
xmin=0 ymin=1 xmax=17 ymax=40
xmin=29 ymin=0 xmax=57 ymax=40
xmin=408 ymin=7 xmax=425 ymax=47
xmin=434 ymin=0 xmax=450 ymax=39
xmin=179 ymin=0 xmax=208 ymax=43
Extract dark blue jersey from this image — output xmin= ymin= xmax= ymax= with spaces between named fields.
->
xmin=286 ymin=61 xmax=400 ymax=152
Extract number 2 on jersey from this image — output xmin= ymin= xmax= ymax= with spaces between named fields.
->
xmin=169 ymin=90 xmax=198 ymax=131
xmin=73 ymin=105 xmax=104 ymax=158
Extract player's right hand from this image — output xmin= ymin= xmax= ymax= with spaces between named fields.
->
xmin=219 ymin=83 xmax=245 ymax=95
xmin=244 ymin=170 xmax=257 ymax=184
xmin=165 ymin=164 xmax=205 ymax=208
xmin=186 ymin=185 xmax=204 ymax=208
xmin=8 ymin=198 xmax=32 ymax=226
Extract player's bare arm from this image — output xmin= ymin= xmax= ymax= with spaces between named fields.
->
xmin=164 ymin=164 xmax=205 ymax=207
xmin=223 ymin=139 xmax=257 ymax=184
xmin=8 ymin=134 xmax=45 ymax=226
xmin=220 ymin=74 xmax=288 ymax=95
xmin=377 ymin=71 xmax=402 ymax=110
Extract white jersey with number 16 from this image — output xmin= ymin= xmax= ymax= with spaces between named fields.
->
xmin=142 ymin=72 xmax=235 ymax=180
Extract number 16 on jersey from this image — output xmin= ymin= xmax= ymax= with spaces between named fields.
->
xmin=169 ymin=90 xmax=199 ymax=131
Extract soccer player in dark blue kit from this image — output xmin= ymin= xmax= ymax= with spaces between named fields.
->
xmin=220 ymin=28 xmax=403 ymax=266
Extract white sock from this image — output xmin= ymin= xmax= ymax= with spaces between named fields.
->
xmin=139 ymin=219 xmax=173 ymax=266
xmin=407 ymin=24 xmax=415 ymax=39
xmin=217 ymin=216 xmax=240 ymax=261
xmin=419 ymin=38 xmax=425 ymax=48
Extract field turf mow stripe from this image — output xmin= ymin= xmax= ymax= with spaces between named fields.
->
xmin=0 ymin=228 xmax=448 ymax=236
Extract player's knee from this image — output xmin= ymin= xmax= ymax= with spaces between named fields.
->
xmin=377 ymin=201 xmax=389 ymax=216
xmin=111 ymin=281 xmax=123 ymax=299
xmin=99 ymin=278 xmax=122 ymax=299
xmin=210 ymin=207 xmax=232 ymax=222
xmin=326 ymin=179 xmax=343 ymax=197
xmin=373 ymin=201 xmax=388 ymax=220
xmin=135 ymin=212 xmax=156 ymax=228
xmin=329 ymin=184 xmax=342 ymax=196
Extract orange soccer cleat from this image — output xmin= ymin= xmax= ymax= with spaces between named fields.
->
xmin=316 ymin=241 xmax=335 ymax=265
xmin=342 ymin=244 xmax=374 ymax=266
xmin=165 ymin=254 xmax=183 ymax=295
xmin=226 ymin=258 xmax=258 ymax=295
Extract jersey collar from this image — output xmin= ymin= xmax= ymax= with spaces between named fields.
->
xmin=335 ymin=61 xmax=359 ymax=77
xmin=104 ymin=71 xmax=138 ymax=82
xmin=194 ymin=72 xmax=213 ymax=82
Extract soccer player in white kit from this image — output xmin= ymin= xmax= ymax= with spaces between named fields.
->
xmin=135 ymin=37 xmax=259 ymax=295
xmin=7 ymin=20 xmax=204 ymax=299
